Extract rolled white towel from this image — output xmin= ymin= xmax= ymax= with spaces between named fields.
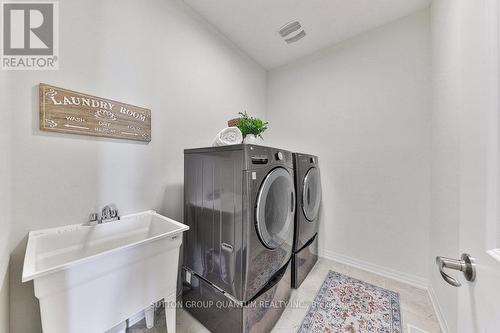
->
xmin=212 ymin=127 xmax=243 ymax=146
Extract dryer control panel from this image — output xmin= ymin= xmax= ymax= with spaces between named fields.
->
xmin=244 ymin=145 xmax=293 ymax=170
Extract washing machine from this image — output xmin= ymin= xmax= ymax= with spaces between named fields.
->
xmin=182 ymin=144 xmax=295 ymax=333
xmin=292 ymin=153 xmax=322 ymax=289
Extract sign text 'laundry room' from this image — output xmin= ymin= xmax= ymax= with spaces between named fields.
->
xmin=39 ymin=83 xmax=151 ymax=142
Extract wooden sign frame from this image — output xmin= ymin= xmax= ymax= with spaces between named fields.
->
xmin=39 ymin=83 xmax=151 ymax=142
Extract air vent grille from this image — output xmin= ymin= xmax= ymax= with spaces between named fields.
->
xmin=285 ymin=30 xmax=306 ymax=44
xmin=278 ymin=20 xmax=306 ymax=44
xmin=279 ymin=21 xmax=301 ymax=37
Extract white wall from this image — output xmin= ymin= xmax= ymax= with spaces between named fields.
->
xmin=266 ymin=11 xmax=431 ymax=284
xmin=0 ymin=71 xmax=13 ymax=333
xmin=3 ymin=0 xmax=266 ymax=332
xmin=428 ymin=0 xmax=461 ymax=331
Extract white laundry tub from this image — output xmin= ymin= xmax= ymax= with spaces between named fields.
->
xmin=22 ymin=210 xmax=189 ymax=333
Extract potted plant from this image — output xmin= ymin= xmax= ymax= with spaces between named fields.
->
xmin=232 ymin=111 xmax=268 ymax=144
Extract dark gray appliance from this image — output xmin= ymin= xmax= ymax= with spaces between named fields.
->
xmin=292 ymin=153 xmax=322 ymax=289
xmin=182 ymin=144 xmax=295 ymax=333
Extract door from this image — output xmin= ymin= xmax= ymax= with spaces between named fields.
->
xmin=302 ymin=167 xmax=321 ymax=222
xmin=255 ymin=167 xmax=295 ymax=249
xmin=457 ymin=1 xmax=500 ymax=331
xmin=434 ymin=1 xmax=500 ymax=332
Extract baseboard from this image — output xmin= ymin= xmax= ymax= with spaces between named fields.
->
xmin=127 ymin=310 xmax=145 ymax=327
xmin=407 ymin=324 xmax=430 ymax=333
xmin=427 ymin=284 xmax=450 ymax=333
xmin=318 ymin=248 xmax=428 ymax=290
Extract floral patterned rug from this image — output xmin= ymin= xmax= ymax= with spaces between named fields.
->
xmin=298 ymin=271 xmax=401 ymax=333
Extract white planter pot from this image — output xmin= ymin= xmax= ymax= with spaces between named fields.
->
xmin=243 ymin=134 xmax=263 ymax=145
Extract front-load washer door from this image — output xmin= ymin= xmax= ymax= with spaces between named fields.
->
xmin=255 ymin=167 xmax=295 ymax=249
xmin=302 ymin=167 xmax=321 ymax=221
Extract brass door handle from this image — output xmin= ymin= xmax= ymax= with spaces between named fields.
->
xmin=435 ymin=253 xmax=476 ymax=287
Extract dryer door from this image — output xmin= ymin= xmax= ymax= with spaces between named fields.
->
xmin=302 ymin=167 xmax=321 ymax=221
xmin=255 ymin=167 xmax=295 ymax=249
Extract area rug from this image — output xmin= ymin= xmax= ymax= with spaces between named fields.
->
xmin=298 ymin=271 xmax=401 ymax=333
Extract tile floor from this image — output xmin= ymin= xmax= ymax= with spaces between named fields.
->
xmin=131 ymin=258 xmax=441 ymax=333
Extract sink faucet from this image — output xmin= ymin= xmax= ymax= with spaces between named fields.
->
xmin=88 ymin=205 xmax=120 ymax=225
xmin=100 ymin=205 xmax=120 ymax=223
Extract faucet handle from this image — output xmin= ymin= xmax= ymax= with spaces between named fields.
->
xmin=89 ymin=212 xmax=99 ymax=226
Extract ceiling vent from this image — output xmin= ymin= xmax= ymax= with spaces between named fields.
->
xmin=278 ymin=21 xmax=306 ymax=44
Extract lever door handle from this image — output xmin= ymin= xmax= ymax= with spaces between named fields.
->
xmin=436 ymin=257 xmax=462 ymax=287
xmin=435 ymin=253 xmax=476 ymax=287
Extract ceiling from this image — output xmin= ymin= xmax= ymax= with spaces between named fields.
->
xmin=183 ymin=0 xmax=431 ymax=69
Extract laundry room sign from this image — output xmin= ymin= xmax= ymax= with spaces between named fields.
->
xmin=39 ymin=83 xmax=151 ymax=142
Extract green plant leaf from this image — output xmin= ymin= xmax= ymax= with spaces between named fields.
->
xmin=235 ymin=111 xmax=268 ymax=138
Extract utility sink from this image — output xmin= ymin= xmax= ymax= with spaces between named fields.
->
xmin=22 ymin=210 xmax=189 ymax=333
